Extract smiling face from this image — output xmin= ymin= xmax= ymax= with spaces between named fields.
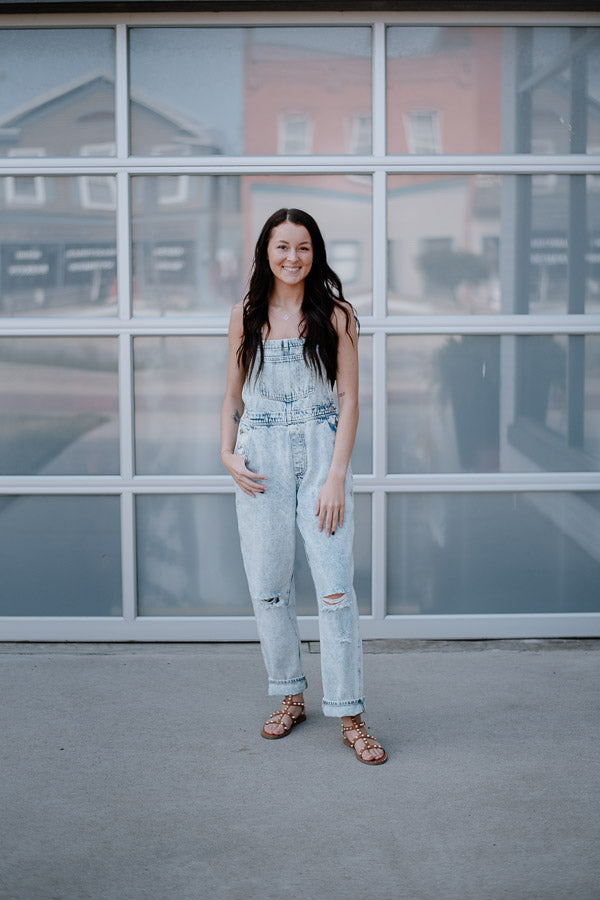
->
xmin=266 ymin=221 xmax=313 ymax=291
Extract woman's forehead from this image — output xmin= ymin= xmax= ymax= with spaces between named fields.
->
xmin=269 ymin=221 xmax=312 ymax=244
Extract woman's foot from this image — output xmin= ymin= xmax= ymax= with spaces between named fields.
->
xmin=261 ymin=693 xmax=306 ymax=739
xmin=341 ymin=714 xmax=387 ymax=765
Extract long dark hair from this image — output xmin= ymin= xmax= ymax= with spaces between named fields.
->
xmin=237 ymin=208 xmax=358 ymax=388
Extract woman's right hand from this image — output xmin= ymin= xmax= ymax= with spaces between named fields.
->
xmin=221 ymin=451 xmax=267 ymax=497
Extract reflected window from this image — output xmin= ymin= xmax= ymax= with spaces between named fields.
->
xmin=349 ymin=114 xmax=372 ymax=154
xmin=0 ymin=176 xmax=118 ymax=317
xmin=6 ymin=148 xmax=45 ymax=205
xmin=278 ymin=113 xmax=312 ymax=154
xmin=79 ymin=143 xmax=116 ymax=210
xmin=405 ymin=110 xmax=441 ymax=154
xmin=329 ymin=240 xmax=361 ymax=285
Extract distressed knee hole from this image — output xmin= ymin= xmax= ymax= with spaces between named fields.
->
xmin=255 ymin=595 xmax=280 ymax=606
xmin=322 ymin=592 xmax=345 ymax=606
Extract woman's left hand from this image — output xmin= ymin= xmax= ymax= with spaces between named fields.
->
xmin=315 ymin=474 xmax=345 ymax=537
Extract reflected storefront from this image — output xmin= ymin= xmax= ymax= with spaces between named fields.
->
xmin=0 ymin=15 xmax=598 ymax=639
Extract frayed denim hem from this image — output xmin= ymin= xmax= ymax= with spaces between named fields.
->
xmin=268 ymin=676 xmax=307 ymax=696
xmin=322 ymin=698 xmax=365 ymax=718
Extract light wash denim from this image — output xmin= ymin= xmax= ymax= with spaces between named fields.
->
xmin=234 ymin=338 xmax=364 ymax=717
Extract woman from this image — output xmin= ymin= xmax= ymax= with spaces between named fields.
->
xmin=221 ymin=208 xmax=386 ymax=765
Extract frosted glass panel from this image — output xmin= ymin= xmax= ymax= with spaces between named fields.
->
xmin=0 ymin=29 xmax=115 ymax=158
xmin=130 ymin=27 xmax=371 ymax=156
xmin=136 ymin=493 xmax=371 ymax=616
xmin=0 ymin=496 xmax=121 ymax=615
xmin=387 ymin=335 xmax=600 ymax=474
xmin=132 ymin=174 xmax=372 ymax=317
xmin=387 ymin=174 xmax=600 ymax=316
xmin=387 ymin=26 xmax=600 ymax=155
xmin=0 ymin=338 xmax=119 ymax=476
xmin=0 ymin=176 xmax=117 ymax=317
xmin=134 ymin=336 xmax=226 ymax=476
xmin=387 ymin=492 xmax=600 ymax=615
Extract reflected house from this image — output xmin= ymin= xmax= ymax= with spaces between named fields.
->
xmin=241 ymin=33 xmax=373 ymax=314
xmin=0 ymin=73 xmax=231 ymax=315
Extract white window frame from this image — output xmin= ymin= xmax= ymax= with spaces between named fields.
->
xmin=0 ymin=13 xmax=598 ymax=643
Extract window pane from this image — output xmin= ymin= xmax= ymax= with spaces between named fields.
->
xmin=0 ymin=496 xmax=121 ymax=615
xmin=136 ymin=493 xmax=371 ymax=616
xmin=132 ymin=174 xmax=372 ymax=317
xmin=387 ymin=26 xmax=600 ymax=155
xmin=134 ymin=334 xmax=372 ymax=476
xmin=0 ymin=338 xmax=119 ymax=476
xmin=387 ymin=335 xmax=600 ymax=474
xmin=134 ymin=336 xmax=226 ymax=476
xmin=130 ymin=27 xmax=371 ymax=156
xmin=387 ymin=492 xmax=600 ymax=615
xmin=0 ymin=176 xmax=117 ymax=317
xmin=0 ymin=29 xmax=115 ymax=158
xmin=387 ymin=174 xmax=600 ymax=316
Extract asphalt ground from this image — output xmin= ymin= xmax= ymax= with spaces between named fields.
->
xmin=1 ymin=640 xmax=599 ymax=900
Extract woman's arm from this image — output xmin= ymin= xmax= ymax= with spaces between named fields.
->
xmin=220 ymin=303 xmax=267 ymax=497
xmin=315 ymin=305 xmax=359 ymax=536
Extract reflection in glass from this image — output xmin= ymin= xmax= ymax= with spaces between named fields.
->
xmin=136 ymin=493 xmax=371 ymax=616
xmin=0 ymin=29 xmax=115 ymax=158
xmin=130 ymin=27 xmax=371 ymax=156
xmin=0 ymin=338 xmax=119 ymax=476
xmin=387 ymin=492 xmax=600 ymax=615
xmin=387 ymin=335 xmax=599 ymax=474
xmin=134 ymin=336 xmax=227 ymax=476
xmin=134 ymin=334 xmax=372 ymax=476
xmin=387 ymin=26 xmax=600 ymax=156
xmin=387 ymin=174 xmax=600 ymax=315
xmin=132 ymin=174 xmax=372 ymax=316
xmin=0 ymin=176 xmax=117 ymax=317
xmin=0 ymin=495 xmax=121 ymax=615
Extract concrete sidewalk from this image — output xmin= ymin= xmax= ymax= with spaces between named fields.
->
xmin=1 ymin=640 xmax=599 ymax=900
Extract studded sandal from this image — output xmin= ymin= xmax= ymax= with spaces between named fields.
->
xmin=342 ymin=717 xmax=387 ymax=765
xmin=261 ymin=695 xmax=306 ymax=740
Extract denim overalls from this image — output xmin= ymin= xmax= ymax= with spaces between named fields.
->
xmin=234 ymin=338 xmax=364 ymax=718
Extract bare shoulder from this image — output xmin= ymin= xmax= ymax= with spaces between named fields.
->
xmin=229 ymin=301 xmax=244 ymax=336
xmin=332 ymin=301 xmax=357 ymax=341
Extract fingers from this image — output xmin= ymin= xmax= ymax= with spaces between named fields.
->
xmin=316 ymin=501 xmax=345 ymax=536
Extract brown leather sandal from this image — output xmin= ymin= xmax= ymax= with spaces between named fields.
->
xmin=342 ymin=717 xmax=387 ymax=765
xmin=261 ymin=695 xmax=306 ymax=740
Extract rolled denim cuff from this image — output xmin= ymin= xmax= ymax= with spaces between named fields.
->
xmin=322 ymin=697 xmax=365 ymax=718
xmin=268 ymin=675 xmax=307 ymax=696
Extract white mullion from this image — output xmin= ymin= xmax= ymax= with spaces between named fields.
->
xmin=115 ymin=24 xmax=130 ymax=161
xmin=120 ymin=489 xmax=136 ymax=623
xmin=118 ymin=332 xmax=134 ymax=482
xmin=371 ymin=170 xmax=387 ymax=320
xmin=116 ymin=171 xmax=131 ymax=322
xmin=372 ymin=330 xmax=387 ymax=480
xmin=2 ymin=155 xmax=599 ymax=175
xmin=370 ymin=488 xmax=386 ymax=620
xmin=371 ymin=21 xmax=386 ymax=159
